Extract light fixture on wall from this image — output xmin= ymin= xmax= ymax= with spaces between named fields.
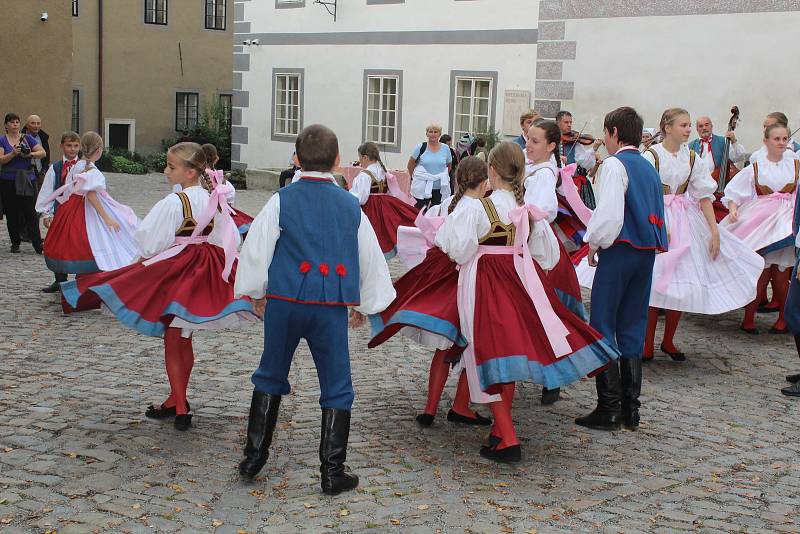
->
xmin=313 ymin=0 xmax=337 ymax=22
xmin=40 ymin=12 xmax=49 ymax=21
xmin=242 ymin=39 xmax=251 ymax=45
xmin=251 ymin=39 xmax=260 ymax=45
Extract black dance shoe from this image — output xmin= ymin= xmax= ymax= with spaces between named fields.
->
xmin=41 ymin=281 xmax=61 ymax=293
xmin=740 ymin=326 xmax=759 ymax=335
xmin=769 ymin=326 xmax=789 ymax=335
xmin=415 ymin=413 xmax=435 ymax=427
xmin=174 ymin=414 xmax=193 ymax=431
xmin=660 ymin=344 xmax=686 ymax=362
xmin=781 ymin=382 xmax=800 ymax=397
xmin=785 ymin=373 xmax=800 ymax=384
xmin=145 ymin=401 xmax=190 ymax=419
xmin=479 ymin=444 xmax=521 ymax=463
xmin=541 ymin=387 xmax=561 ymax=405
xmin=446 ymin=409 xmax=491 ymax=426
xmin=9 ymin=244 xmax=20 ymax=253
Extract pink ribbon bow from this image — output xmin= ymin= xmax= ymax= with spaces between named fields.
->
xmin=415 ymin=209 xmax=445 ymax=247
xmin=558 ymin=163 xmax=593 ymax=226
xmin=45 ymin=172 xmax=89 ymax=205
xmin=508 ymin=204 xmax=572 ymax=358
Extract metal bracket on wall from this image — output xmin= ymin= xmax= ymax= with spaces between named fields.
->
xmin=313 ymin=0 xmax=337 ymax=21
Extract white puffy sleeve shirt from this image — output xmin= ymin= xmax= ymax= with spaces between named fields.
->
xmin=583 ymin=150 xmax=630 ymax=250
xmin=234 ymin=176 xmax=395 ymax=314
xmin=642 ymin=144 xmax=715 ymax=201
xmin=434 ymin=190 xmax=559 ymax=270
xmin=35 ymin=163 xmax=58 ymax=215
xmin=135 ymin=186 xmax=237 ymax=258
xmin=723 ymin=157 xmax=796 ymax=207
xmin=523 ymin=162 xmax=559 ymax=223
xmin=349 ymin=164 xmax=385 ymax=206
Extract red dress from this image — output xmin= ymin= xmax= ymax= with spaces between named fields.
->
xmin=43 ymin=196 xmax=98 ymax=274
xmin=361 ymin=171 xmax=419 ymax=259
xmin=61 ymin=190 xmax=256 ymax=337
xmin=231 ymin=207 xmax=254 ymax=235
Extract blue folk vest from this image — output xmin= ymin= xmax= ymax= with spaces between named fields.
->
xmin=265 ymin=177 xmax=362 ymax=306
xmin=51 ymin=161 xmax=65 ymax=214
xmin=612 ymin=149 xmax=668 ymax=251
xmin=688 ymin=135 xmax=725 ymax=170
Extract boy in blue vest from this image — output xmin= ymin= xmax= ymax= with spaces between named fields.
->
xmin=575 ymin=107 xmax=668 ymax=431
xmin=234 ymin=124 xmax=395 ymax=494
xmin=35 ymin=131 xmax=81 ymax=293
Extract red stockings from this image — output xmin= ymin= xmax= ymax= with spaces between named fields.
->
xmin=489 ymin=383 xmax=518 ymax=450
xmin=422 ymin=349 xmax=476 ymax=418
xmin=162 ymin=327 xmax=194 ymax=415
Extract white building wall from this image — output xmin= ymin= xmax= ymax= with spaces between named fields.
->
xmin=560 ymin=11 xmax=800 ymax=152
xmin=233 ymin=0 xmax=540 ymax=170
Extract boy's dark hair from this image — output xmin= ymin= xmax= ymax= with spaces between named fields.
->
xmin=439 ymin=134 xmax=452 ymax=144
xmin=604 ymin=106 xmax=643 ymax=147
xmin=4 ymin=113 xmax=20 ymax=124
xmin=60 ymin=131 xmax=81 ymax=144
xmin=475 ymin=137 xmax=486 ymax=147
xmin=555 ymin=110 xmax=572 ymax=122
xmin=295 ymin=124 xmax=339 ymax=172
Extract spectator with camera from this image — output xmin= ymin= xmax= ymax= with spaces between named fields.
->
xmin=0 ymin=113 xmax=45 ymax=253
xmin=22 ymin=115 xmax=51 ymax=182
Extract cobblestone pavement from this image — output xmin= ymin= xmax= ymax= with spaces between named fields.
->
xmin=1 ymin=172 xmax=800 ymax=534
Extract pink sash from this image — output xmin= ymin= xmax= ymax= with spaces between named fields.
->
xmin=653 ymin=194 xmax=692 ymax=293
xmin=730 ymin=192 xmax=794 ymax=239
xmin=386 ymin=172 xmax=415 ymax=206
xmin=558 ymin=163 xmax=593 ymax=226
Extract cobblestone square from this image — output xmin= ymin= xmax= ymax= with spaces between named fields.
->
xmin=1 ymin=173 xmax=799 ymax=533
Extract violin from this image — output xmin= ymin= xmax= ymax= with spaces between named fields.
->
xmin=561 ymin=130 xmax=595 ymax=146
xmin=713 ymin=105 xmax=740 ymax=192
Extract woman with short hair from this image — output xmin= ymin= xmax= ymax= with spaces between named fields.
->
xmin=407 ymin=124 xmax=452 ymax=209
xmin=0 ymin=113 xmax=45 ymax=253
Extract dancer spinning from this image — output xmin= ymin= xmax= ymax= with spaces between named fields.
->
xmin=350 ymin=142 xmax=419 ymax=259
xmin=370 ymin=157 xmax=492 ymax=428
xmin=42 ymin=132 xmax=140 ymax=274
xmin=641 ymin=108 xmax=763 ymax=360
xmin=721 ymin=122 xmax=798 ymax=334
xmin=435 ymin=142 xmax=619 ymax=462
xmin=61 ymin=142 xmax=257 ymax=431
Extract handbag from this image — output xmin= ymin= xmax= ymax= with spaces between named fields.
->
xmin=14 ymin=169 xmax=36 ymax=197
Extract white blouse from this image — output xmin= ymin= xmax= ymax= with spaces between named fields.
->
xmin=135 ymin=186 xmax=236 ymax=259
xmin=750 ymin=143 xmax=800 ymax=164
xmin=349 ymin=163 xmax=385 ymax=206
xmin=424 ymin=195 xmax=454 ymax=217
xmin=642 ymin=143 xmax=716 ymax=201
xmin=35 ymin=157 xmax=79 ymax=215
xmin=434 ymin=189 xmax=559 ymax=270
xmin=233 ymin=172 xmax=396 ymax=315
xmin=583 ymin=147 xmax=632 ymax=250
xmin=523 ymin=160 xmax=559 ymax=223
xmin=722 ymin=156 xmax=798 ymax=207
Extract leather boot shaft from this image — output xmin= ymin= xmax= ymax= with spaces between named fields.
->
xmin=319 ymin=408 xmax=359 ymax=495
xmin=619 ymin=358 xmax=642 ymax=430
xmin=239 ymin=390 xmax=281 ymax=479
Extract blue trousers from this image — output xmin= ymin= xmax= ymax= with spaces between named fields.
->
xmin=590 ymin=244 xmax=655 ymax=360
xmin=252 ymin=299 xmax=354 ymax=410
xmin=786 ymin=258 xmax=800 ymax=335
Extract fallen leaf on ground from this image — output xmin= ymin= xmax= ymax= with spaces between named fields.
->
xmin=211 ymin=519 xmax=224 ymax=527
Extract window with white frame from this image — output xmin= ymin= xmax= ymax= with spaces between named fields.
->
xmin=273 ymin=72 xmax=302 ymax=137
xmin=205 ymin=0 xmax=226 ymax=30
xmin=175 ymin=92 xmax=199 ymax=131
xmin=453 ymin=76 xmax=493 ymax=139
xmin=145 ymin=0 xmax=168 ymax=25
xmin=365 ymin=75 xmax=399 ymax=147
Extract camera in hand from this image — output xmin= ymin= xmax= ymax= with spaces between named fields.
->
xmin=17 ymin=138 xmax=31 ymax=155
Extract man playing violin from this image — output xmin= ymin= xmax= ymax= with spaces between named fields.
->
xmin=688 ymin=116 xmax=745 ymax=175
xmin=556 ymin=110 xmax=602 ymax=173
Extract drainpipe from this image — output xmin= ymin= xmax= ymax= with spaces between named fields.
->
xmin=98 ymin=0 xmax=103 ymax=134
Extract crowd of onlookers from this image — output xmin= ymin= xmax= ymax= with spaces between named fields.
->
xmin=0 ymin=113 xmax=50 ymax=254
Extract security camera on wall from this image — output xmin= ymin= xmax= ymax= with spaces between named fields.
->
xmin=242 ymin=39 xmax=251 ymax=45
xmin=40 ymin=12 xmax=49 ymax=21
xmin=252 ymin=39 xmax=260 ymax=45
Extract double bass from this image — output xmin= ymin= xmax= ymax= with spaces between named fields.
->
xmin=712 ymin=106 xmax=740 ymax=193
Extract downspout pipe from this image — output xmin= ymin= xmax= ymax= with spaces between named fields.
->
xmin=98 ymin=0 xmax=103 ymax=134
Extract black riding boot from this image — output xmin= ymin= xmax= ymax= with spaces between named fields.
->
xmin=574 ymin=362 xmax=622 ymax=431
xmin=319 ymin=408 xmax=359 ymax=495
xmin=619 ymin=358 xmax=642 ymax=430
xmin=239 ymin=391 xmax=281 ymax=480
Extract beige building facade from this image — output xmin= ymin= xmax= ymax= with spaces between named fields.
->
xmin=3 ymin=0 xmax=233 ymax=158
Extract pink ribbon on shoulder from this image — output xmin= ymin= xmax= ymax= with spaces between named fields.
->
xmin=142 ymin=185 xmax=239 ymax=282
xmin=385 ymin=172 xmax=416 ymax=206
xmin=44 ymin=173 xmax=88 ymax=205
xmin=415 ymin=209 xmax=445 ymax=247
xmin=558 ymin=163 xmax=593 ymax=226
xmin=508 ymin=204 xmax=572 ymax=358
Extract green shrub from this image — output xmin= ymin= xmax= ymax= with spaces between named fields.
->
xmin=160 ymin=99 xmax=232 ymax=170
xmin=111 ymin=156 xmax=147 ymax=175
xmin=144 ymin=152 xmax=167 ymax=172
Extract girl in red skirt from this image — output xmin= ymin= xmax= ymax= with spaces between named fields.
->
xmin=434 ymin=142 xmax=619 ymax=462
xmin=61 ymin=142 xmax=258 ymax=431
xmin=351 ymin=142 xmax=419 ymax=259
xmin=43 ymin=131 xmax=140 ymax=274
xmin=369 ymin=157 xmax=493 ymax=427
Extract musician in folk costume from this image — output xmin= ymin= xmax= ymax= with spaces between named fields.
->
xmin=688 ymin=116 xmax=745 ymax=175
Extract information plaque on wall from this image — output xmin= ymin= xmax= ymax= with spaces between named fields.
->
xmin=502 ymin=90 xmax=532 ymax=136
